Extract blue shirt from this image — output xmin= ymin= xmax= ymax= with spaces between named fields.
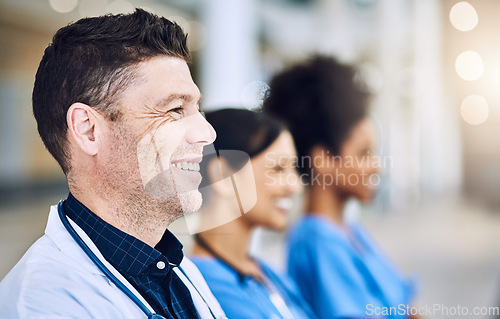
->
xmin=191 ymin=257 xmax=317 ymax=319
xmin=287 ymin=215 xmax=415 ymax=319
xmin=63 ymin=193 xmax=199 ymax=319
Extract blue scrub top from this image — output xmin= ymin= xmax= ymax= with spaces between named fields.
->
xmin=192 ymin=257 xmax=317 ymax=319
xmin=287 ymin=215 xmax=415 ymax=319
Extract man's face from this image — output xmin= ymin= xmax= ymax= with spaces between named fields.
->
xmin=99 ymin=56 xmax=216 ymax=217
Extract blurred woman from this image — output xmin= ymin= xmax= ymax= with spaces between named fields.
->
xmin=263 ymin=56 xmax=415 ymax=319
xmin=190 ymin=108 xmax=316 ymax=319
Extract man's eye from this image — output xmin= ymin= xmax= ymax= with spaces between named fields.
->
xmin=164 ymin=107 xmax=184 ymax=118
xmin=170 ymin=107 xmax=183 ymax=114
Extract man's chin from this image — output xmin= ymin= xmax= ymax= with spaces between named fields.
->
xmin=179 ymin=189 xmax=203 ymax=215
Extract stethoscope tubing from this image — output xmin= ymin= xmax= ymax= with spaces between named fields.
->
xmin=58 ymin=200 xmax=227 ymax=319
xmin=57 ymin=201 xmax=163 ymax=319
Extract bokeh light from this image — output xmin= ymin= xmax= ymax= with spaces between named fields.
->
xmin=241 ymin=81 xmax=270 ymax=110
xmin=460 ymin=94 xmax=489 ymax=125
xmin=49 ymin=0 xmax=79 ymax=13
xmin=449 ymin=1 xmax=478 ymax=32
xmin=455 ymin=51 xmax=484 ymax=81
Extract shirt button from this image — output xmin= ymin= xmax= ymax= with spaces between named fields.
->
xmin=156 ymin=261 xmax=166 ymax=270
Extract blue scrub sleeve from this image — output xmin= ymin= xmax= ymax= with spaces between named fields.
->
xmin=288 ymin=237 xmax=379 ymax=319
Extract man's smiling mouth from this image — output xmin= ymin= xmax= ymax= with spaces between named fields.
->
xmin=171 ymin=161 xmax=200 ymax=172
xmin=170 ymin=158 xmax=202 ymax=172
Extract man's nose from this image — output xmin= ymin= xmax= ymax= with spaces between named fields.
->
xmin=185 ymin=112 xmax=216 ymax=145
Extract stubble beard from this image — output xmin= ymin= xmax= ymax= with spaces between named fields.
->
xmin=97 ymin=123 xmax=190 ymax=236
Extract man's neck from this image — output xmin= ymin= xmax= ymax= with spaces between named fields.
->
xmin=69 ymin=187 xmax=169 ymax=248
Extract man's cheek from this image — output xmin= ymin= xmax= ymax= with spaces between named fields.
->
xmin=153 ymin=121 xmax=186 ymax=162
xmin=137 ymin=132 xmax=160 ymax=187
xmin=136 ymin=122 xmax=187 ymax=197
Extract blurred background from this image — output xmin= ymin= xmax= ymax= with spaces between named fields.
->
xmin=1 ymin=0 xmax=499 ymax=317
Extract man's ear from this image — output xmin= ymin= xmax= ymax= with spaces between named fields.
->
xmin=66 ymin=103 xmax=101 ymax=156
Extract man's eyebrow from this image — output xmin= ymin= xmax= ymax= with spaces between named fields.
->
xmin=155 ymin=93 xmax=202 ymax=108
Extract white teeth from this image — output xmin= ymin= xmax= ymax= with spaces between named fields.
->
xmin=172 ymin=161 xmax=200 ymax=172
xmin=274 ymin=197 xmax=293 ymax=211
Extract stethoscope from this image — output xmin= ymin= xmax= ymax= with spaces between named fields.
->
xmin=57 ymin=201 xmax=225 ymax=319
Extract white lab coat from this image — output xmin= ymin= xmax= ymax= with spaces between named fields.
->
xmin=0 ymin=204 xmax=226 ymax=319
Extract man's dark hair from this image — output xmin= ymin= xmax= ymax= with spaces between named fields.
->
xmin=263 ymin=55 xmax=369 ymax=176
xmin=32 ymin=8 xmax=190 ymax=174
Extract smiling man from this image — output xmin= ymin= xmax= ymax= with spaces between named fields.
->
xmin=0 ymin=9 xmax=225 ymax=319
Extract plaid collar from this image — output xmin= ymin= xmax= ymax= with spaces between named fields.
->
xmin=63 ymin=192 xmax=183 ymax=276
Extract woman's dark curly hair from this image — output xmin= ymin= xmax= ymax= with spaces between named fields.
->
xmin=263 ymin=55 xmax=369 ymax=175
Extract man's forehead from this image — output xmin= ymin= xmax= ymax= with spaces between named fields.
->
xmin=134 ymin=56 xmax=193 ymax=83
xmin=121 ymin=56 xmax=201 ymax=109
